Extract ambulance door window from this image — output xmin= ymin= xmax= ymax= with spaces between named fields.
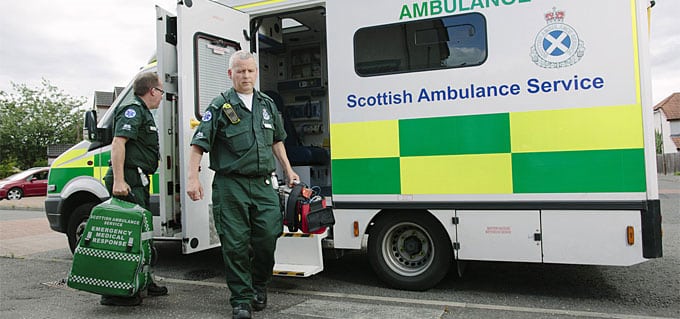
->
xmin=354 ymin=12 xmax=487 ymax=77
xmin=192 ymin=34 xmax=240 ymax=120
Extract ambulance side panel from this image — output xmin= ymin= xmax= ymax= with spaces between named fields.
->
xmin=326 ymin=0 xmax=660 ymax=263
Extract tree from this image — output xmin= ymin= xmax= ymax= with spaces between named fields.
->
xmin=655 ymin=130 xmax=663 ymax=154
xmin=0 ymin=79 xmax=86 ymax=171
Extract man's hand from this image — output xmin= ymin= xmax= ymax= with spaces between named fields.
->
xmin=287 ymin=170 xmax=300 ymax=187
xmin=187 ymin=145 xmax=205 ymax=201
xmin=112 ymin=179 xmax=131 ymax=197
xmin=187 ymin=177 xmax=204 ymax=201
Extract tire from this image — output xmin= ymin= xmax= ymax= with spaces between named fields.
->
xmin=67 ymin=203 xmax=96 ymax=253
xmin=368 ymin=213 xmax=452 ymax=291
xmin=7 ymin=188 xmax=23 ymax=200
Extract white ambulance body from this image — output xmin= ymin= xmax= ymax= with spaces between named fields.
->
xmin=48 ymin=0 xmax=662 ymax=290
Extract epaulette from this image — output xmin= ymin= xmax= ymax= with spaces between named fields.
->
xmin=259 ymin=91 xmax=274 ymax=103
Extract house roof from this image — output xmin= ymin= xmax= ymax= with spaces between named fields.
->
xmin=47 ymin=144 xmax=75 ymax=157
xmin=93 ymin=87 xmax=126 ymax=108
xmin=672 ymin=137 xmax=680 ymax=151
xmin=654 ymin=93 xmax=680 ymax=120
xmin=114 ymin=86 xmax=125 ymax=97
xmin=93 ymin=91 xmax=115 ymax=107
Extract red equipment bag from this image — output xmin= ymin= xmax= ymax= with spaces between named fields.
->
xmin=283 ymin=184 xmax=335 ymax=234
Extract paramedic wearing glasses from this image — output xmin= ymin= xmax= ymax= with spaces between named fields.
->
xmin=186 ymin=50 xmax=299 ymax=319
xmin=102 ymin=71 xmax=168 ymax=306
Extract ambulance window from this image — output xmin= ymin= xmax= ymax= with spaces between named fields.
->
xmin=354 ymin=13 xmax=487 ymax=76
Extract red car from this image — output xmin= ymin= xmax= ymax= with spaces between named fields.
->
xmin=0 ymin=167 xmax=49 ymax=200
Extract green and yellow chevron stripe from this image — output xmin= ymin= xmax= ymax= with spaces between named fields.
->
xmin=330 ymin=104 xmax=646 ymax=195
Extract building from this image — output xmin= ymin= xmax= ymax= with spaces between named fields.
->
xmin=47 ymin=144 xmax=75 ymax=165
xmin=653 ymin=93 xmax=680 ymax=153
xmin=93 ymin=87 xmax=124 ymax=121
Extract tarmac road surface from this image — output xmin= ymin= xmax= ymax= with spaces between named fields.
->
xmin=1 ymin=175 xmax=678 ymax=318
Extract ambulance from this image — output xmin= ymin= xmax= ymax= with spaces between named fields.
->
xmin=46 ymin=0 xmax=662 ymax=290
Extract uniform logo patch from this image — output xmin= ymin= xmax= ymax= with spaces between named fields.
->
xmin=531 ymin=7 xmax=585 ymax=68
xmin=202 ymin=111 xmax=212 ymax=122
xmin=124 ymin=109 xmax=137 ymax=118
xmin=262 ymin=108 xmax=271 ymax=120
xmin=122 ymin=124 xmax=132 ymax=131
xmin=195 ymin=132 xmax=204 ymax=139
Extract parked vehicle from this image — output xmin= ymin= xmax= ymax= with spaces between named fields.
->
xmin=0 ymin=167 xmax=49 ymax=200
xmin=46 ymin=0 xmax=662 ymax=291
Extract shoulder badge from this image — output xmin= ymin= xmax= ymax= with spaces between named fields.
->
xmin=202 ymin=110 xmax=212 ymax=122
xmin=124 ymin=108 xmax=137 ymax=118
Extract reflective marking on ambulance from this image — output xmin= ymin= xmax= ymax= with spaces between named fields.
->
xmin=233 ymin=0 xmax=286 ymax=10
xmin=49 ymin=146 xmax=161 ymax=195
xmin=273 ymin=271 xmax=306 ymax=277
xmin=280 ymin=233 xmax=315 ymax=238
xmin=330 ymin=105 xmax=645 ymax=195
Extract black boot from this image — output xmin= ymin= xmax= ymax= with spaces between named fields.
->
xmin=252 ymin=289 xmax=267 ymax=311
xmin=147 ymin=282 xmax=168 ymax=296
xmin=233 ymin=303 xmax=252 ymax=319
xmin=100 ymin=294 xmax=142 ymax=306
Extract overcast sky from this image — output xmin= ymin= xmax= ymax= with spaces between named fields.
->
xmin=0 ymin=0 xmax=678 ymax=107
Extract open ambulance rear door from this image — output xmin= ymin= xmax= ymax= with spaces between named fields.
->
xmin=175 ymin=0 xmax=250 ymax=254
xmin=155 ymin=5 xmax=179 ymax=240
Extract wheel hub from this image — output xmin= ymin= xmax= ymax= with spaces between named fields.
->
xmin=383 ymin=223 xmax=433 ymax=276
xmin=402 ymin=235 xmax=423 ymax=255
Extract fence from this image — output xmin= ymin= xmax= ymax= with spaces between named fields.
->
xmin=657 ymin=153 xmax=680 ymax=175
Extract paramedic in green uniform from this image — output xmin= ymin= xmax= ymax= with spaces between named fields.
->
xmin=101 ymin=71 xmax=168 ymax=306
xmin=186 ymin=50 xmax=299 ymax=319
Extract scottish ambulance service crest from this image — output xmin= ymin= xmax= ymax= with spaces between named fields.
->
xmin=531 ymin=8 xmax=585 ymax=68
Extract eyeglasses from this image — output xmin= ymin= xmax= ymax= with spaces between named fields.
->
xmin=153 ymin=87 xmax=165 ymax=95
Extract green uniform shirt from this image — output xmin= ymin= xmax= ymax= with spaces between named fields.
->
xmin=190 ymin=88 xmax=286 ymax=176
xmin=112 ymin=96 xmax=159 ymax=174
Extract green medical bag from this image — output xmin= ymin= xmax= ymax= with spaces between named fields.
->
xmin=67 ymin=197 xmax=153 ymax=296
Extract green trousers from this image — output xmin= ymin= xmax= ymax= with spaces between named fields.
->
xmin=212 ymin=174 xmax=282 ymax=307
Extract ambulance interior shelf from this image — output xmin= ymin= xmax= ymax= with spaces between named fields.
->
xmin=276 ymin=46 xmax=323 ymax=91
xmin=264 ymin=91 xmax=329 ymax=168
xmin=286 ymin=100 xmax=322 ymax=136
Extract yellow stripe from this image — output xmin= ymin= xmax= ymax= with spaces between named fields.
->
xmin=630 ymin=0 xmax=641 ymax=106
xmin=234 ymin=0 xmax=286 ymax=10
xmin=280 ymin=233 xmax=313 ymax=238
xmin=273 ymin=271 xmax=305 ymax=276
xmin=330 ymin=120 xmax=399 ymax=159
xmin=510 ymin=105 xmax=643 ymax=153
xmin=93 ymin=166 xmax=106 ymax=182
xmin=647 ymin=2 xmax=652 ymax=36
xmin=52 ymin=148 xmax=88 ymax=167
xmin=57 ymin=155 xmax=94 ymax=168
xmin=400 ymin=154 xmax=513 ymax=194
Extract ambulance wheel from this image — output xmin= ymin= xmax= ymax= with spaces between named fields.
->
xmin=67 ymin=203 xmax=95 ymax=253
xmin=368 ymin=213 xmax=452 ymax=291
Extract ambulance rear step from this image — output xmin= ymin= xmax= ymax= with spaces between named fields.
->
xmin=273 ymin=229 xmax=327 ymax=277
